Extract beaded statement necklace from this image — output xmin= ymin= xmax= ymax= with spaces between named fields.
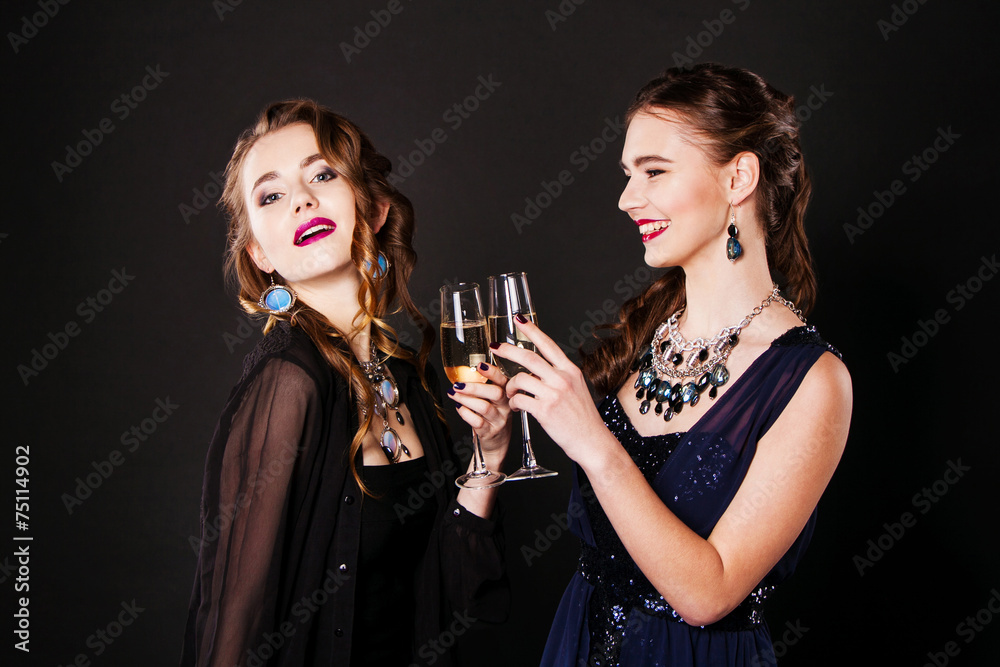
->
xmin=633 ymin=285 xmax=806 ymax=422
xmin=359 ymin=340 xmax=410 ymax=463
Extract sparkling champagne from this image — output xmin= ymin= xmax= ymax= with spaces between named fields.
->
xmin=441 ymin=321 xmax=489 ymax=384
xmin=488 ymin=312 xmax=537 ymax=378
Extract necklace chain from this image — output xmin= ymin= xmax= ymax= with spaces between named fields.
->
xmin=359 ymin=338 xmax=409 ymax=463
xmin=633 ymin=285 xmax=806 ymax=422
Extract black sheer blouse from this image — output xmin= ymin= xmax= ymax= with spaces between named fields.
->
xmin=181 ymin=321 xmax=509 ymax=666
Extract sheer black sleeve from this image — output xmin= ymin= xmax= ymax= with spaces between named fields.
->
xmin=423 ymin=363 xmax=510 ymax=623
xmin=185 ymin=357 xmax=322 ymax=666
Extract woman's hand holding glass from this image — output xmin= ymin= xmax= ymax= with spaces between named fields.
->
xmin=488 ymin=272 xmax=557 ymax=480
xmin=440 ymin=282 xmax=509 ymax=489
xmin=449 ymin=362 xmax=513 ymax=470
xmin=490 ymin=316 xmax=614 ymax=472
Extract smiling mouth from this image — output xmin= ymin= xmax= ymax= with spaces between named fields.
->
xmin=638 ymin=220 xmax=669 ymax=235
xmin=294 ymin=218 xmax=336 ymax=246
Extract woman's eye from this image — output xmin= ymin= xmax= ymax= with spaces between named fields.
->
xmin=313 ymin=169 xmax=337 ymax=182
xmin=646 ymin=169 xmax=665 ymax=178
xmin=259 ymin=192 xmax=281 ymax=206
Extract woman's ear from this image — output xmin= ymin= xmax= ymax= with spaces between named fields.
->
xmin=727 ymin=151 xmax=760 ymax=207
xmin=247 ymin=239 xmax=274 ymax=274
xmin=372 ymin=200 xmax=390 ymax=234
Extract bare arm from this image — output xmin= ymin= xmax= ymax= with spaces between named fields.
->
xmin=495 ymin=318 xmax=852 ymax=626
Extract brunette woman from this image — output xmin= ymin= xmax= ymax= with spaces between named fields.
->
xmin=492 ymin=63 xmax=852 ymax=666
xmin=181 ymin=100 xmax=511 ymax=666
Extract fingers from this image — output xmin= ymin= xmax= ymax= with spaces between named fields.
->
xmin=511 ymin=316 xmax=573 ymax=371
xmin=489 ymin=341 xmax=552 ymax=379
xmin=448 ymin=378 xmax=509 ymax=432
xmin=476 ymin=361 xmax=508 ymax=388
xmin=504 ymin=371 xmax=547 ymax=400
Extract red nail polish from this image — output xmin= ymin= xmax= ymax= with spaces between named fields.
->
xmin=514 ymin=313 xmax=528 ymax=324
xmin=489 ymin=342 xmax=501 ymax=350
xmin=479 ymin=362 xmax=489 ymax=371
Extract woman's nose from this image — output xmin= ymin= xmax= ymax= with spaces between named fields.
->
xmin=618 ymin=177 xmax=643 ymax=212
xmin=292 ymin=186 xmax=318 ymax=213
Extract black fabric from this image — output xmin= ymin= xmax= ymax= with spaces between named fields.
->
xmin=181 ymin=321 xmax=509 ymax=666
xmin=350 ymin=457 xmax=436 ymax=666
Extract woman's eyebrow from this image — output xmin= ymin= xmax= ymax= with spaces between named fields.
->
xmin=619 ymin=154 xmax=674 ymax=170
xmin=251 ymin=153 xmax=326 ymax=192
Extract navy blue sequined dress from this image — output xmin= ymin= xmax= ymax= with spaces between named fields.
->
xmin=540 ymin=326 xmax=841 ymax=667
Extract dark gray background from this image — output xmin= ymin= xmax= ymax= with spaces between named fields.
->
xmin=3 ymin=0 xmax=998 ymax=664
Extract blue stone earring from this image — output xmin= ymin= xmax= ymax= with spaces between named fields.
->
xmin=726 ymin=204 xmax=743 ymax=262
xmin=258 ymin=274 xmax=296 ymax=314
xmin=363 ymin=251 xmax=390 ymax=279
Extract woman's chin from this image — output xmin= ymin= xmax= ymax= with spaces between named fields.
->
xmin=642 ymin=247 xmax=676 ymax=270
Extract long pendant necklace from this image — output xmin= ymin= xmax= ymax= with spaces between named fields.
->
xmin=633 ymin=285 xmax=806 ymax=422
xmin=360 ymin=340 xmax=410 ymax=463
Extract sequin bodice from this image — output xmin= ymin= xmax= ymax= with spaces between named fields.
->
xmin=577 ymin=396 xmax=772 ymax=666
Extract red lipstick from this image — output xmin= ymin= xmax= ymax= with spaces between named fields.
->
xmin=635 ymin=218 xmax=669 ymax=243
xmin=294 ymin=217 xmax=336 ymax=246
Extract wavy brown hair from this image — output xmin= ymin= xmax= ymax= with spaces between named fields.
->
xmin=583 ymin=63 xmax=817 ymax=396
xmin=220 ymin=99 xmax=439 ymax=494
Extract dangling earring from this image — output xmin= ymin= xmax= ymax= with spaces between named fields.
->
xmin=258 ymin=274 xmax=296 ymax=313
xmin=364 ymin=251 xmax=390 ymax=280
xmin=726 ymin=203 xmax=743 ymax=262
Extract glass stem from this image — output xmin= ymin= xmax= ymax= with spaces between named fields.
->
xmin=471 ymin=431 xmax=487 ymax=476
xmin=520 ymin=411 xmax=538 ymax=469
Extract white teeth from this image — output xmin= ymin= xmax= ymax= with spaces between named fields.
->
xmin=639 ymin=221 xmax=669 ymax=235
xmin=296 ymin=225 xmax=333 ymax=244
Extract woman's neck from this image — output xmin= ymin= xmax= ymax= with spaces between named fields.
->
xmin=676 ymin=253 xmax=777 ymax=341
xmin=288 ymin=270 xmax=372 ymax=361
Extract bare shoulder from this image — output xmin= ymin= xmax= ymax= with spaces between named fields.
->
xmin=778 ymin=350 xmax=853 ymax=461
xmin=800 ymin=351 xmax=852 ymax=412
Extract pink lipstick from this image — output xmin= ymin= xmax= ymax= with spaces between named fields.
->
xmin=635 ymin=218 xmax=669 ymax=243
xmin=294 ymin=217 xmax=336 ymax=246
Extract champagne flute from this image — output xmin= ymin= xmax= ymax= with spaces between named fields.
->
xmin=440 ymin=282 xmax=506 ymax=489
xmin=487 ymin=272 xmax=558 ymax=481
